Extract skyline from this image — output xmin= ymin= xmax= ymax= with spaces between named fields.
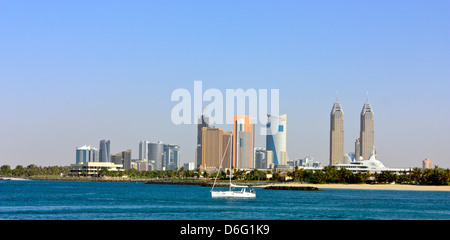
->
xmin=1 ymin=1 xmax=449 ymax=168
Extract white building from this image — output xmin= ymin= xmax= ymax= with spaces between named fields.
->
xmin=69 ymin=162 xmax=124 ymax=176
xmin=183 ymin=162 xmax=195 ymax=171
xmin=139 ymin=141 xmax=150 ymax=160
xmin=266 ymin=114 xmax=288 ymax=165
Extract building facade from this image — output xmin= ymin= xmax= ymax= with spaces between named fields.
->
xmin=222 ymin=132 xmax=232 ymax=170
xmin=422 ymin=158 xmax=432 ymax=170
xmin=75 ymin=145 xmax=99 ymax=164
xmin=164 ymin=144 xmax=180 ymax=170
xmin=69 ymin=162 xmax=124 ymax=176
xmin=196 ymin=115 xmax=209 ymax=169
xmin=139 ymin=141 xmax=150 ymax=160
xmin=99 ymin=139 xmax=111 ymax=163
xmin=355 ymin=138 xmax=361 ymax=161
xmin=359 ymin=97 xmax=375 ymax=160
xmin=233 ymin=116 xmax=255 ymax=169
xmin=149 ymin=141 xmax=165 ymax=171
xmin=111 ymin=149 xmax=132 ymax=169
xmin=254 ymin=147 xmax=266 ymax=169
xmin=266 ymin=114 xmax=288 ymax=165
xmin=200 ymin=126 xmax=232 ymax=171
xmin=330 ymin=97 xmax=344 ymax=165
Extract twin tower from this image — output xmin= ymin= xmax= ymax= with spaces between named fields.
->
xmin=330 ymin=94 xmax=375 ymax=165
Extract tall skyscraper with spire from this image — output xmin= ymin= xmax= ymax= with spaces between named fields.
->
xmin=359 ymin=93 xmax=375 ymax=160
xmin=330 ymin=94 xmax=344 ymax=165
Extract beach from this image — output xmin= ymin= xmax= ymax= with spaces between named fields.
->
xmin=271 ymin=182 xmax=450 ymax=192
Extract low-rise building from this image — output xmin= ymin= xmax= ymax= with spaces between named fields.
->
xmin=69 ymin=162 xmax=124 ymax=176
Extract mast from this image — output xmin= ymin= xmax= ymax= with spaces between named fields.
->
xmin=230 ymin=135 xmax=232 ymax=192
xmin=211 ymin=132 xmax=232 ymax=192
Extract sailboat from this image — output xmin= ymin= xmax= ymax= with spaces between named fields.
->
xmin=210 ymin=133 xmax=256 ymax=198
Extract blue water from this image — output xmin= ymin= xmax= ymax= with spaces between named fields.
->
xmin=0 ymin=180 xmax=449 ymax=220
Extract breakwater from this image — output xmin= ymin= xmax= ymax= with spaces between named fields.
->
xmin=9 ymin=176 xmax=275 ymax=186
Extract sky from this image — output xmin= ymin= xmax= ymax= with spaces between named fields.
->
xmin=1 ymin=0 xmax=449 ymax=168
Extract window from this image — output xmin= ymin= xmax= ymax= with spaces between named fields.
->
xmin=278 ymin=125 xmax=284 ymax=132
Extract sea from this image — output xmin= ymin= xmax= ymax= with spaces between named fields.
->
xmin=0 ymin=180 xmax=449 ymax=220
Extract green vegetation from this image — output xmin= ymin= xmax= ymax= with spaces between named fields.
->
xmin=1 ymin=164 xmax=449 ymax=185
xmin=0 ymin=164 xmax=70 ymax=177
xmin=288 ymin=166 xmax=450 ymax=185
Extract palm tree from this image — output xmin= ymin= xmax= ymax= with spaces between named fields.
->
xmin=411 ymin=167 xmax=423 ymax=184
xmin=337 ymin=168 xmax=353 ymax=183
xmin=202 ymin=170 xmax=209 ymax=179
xmin=323 ymin=165 xmax=339 ymax=183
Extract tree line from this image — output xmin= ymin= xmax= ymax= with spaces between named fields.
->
xmin=1 ymin=164 xmax=449 ymax=185
xmin=289 ymin=166 xmax=450 ymax=185
xmin=0 ymin=164 xmax=70 ymax=177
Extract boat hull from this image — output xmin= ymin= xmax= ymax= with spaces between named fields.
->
xmin=211 ymin=191 xmax=256 ymax=198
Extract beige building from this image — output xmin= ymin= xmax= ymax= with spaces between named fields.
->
xmin=330 ymin=96 xmax=344 ymax=165
xmin=359 ymin=95 xmax=375 ymax=160
xmin=355 ymin=138 xmax=361 ymax=161
xmin=422 ymin=158 xmax=432 ymax=170
xmin=200 ymin=126 xmax=232 ymax=171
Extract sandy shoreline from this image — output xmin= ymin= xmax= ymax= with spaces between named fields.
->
xmin=271 ymin=182 xmax=450 ymax=192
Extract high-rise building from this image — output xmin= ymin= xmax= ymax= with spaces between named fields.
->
xmin=330 ymin=96 xmax=344 ymax=165
xmin=254 ymin=147 xmax=266 ymax=169
xmin=200 ymin=127 xmax=232 ymax=171
xmin=359 ymin=95 xmax=375 ymax=160
xmin=111 ymin=149 xmax=132 ymax=169
xmin=265 ymin=150 xmax=274 ymax=169
xmin=99 ymin=139 xmax=111 ymax=163
xmin=422 ymin=158 xmax=432 ymax=170
xmin=201 ymin=126 xmax=223 ymax=171
xmin=233 ymin=116 xmax=255 ymax=169
xmin=111 ymin=152 xmax=122 ymax=165
xmin=355 ymin=138 xmax=361 ymax=161
xmin=149 ymin=141 xmax=165 ymax=171
xmin=196 ymin=115 xmax=209 ymax=169
xmin=266 ymin=114 xmax=288 ymax=165
xmin=164 ymin=144 xmax=180 ymax=170
xmin=222 ymin=132 xmax=232 ymax=170
xmin=139 ymin=141 xmax=150 ymax=160
xmin=75 ymin=145 xmax=98 ymax=164
xmin=122 ymin=149 xmax=132 ymax=169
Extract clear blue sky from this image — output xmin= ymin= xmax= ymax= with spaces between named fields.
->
xmin=1 ymin=0 xmax=449 ymax=168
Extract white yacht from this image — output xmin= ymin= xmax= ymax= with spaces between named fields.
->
xmin=210 ymin=135 xmax=256 ymax=198
xmin=303 ymin=148 xmax=407 ymax=175
xmin=333 ymin=149 xmax=407 ymax=174
xmin=211 ymin=182 xmax=256 ymax=198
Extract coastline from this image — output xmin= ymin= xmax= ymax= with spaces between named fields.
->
xmin=271 ymin=182 xmax=450 ymax=192
xmin=3 ymin=176 xmax=450 ymax=191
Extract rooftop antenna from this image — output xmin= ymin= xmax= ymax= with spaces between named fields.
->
xmin=336 ymin=91 xmax=339 ymax=103
xmin=366 ymin=91 xmax=369 ymax=104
